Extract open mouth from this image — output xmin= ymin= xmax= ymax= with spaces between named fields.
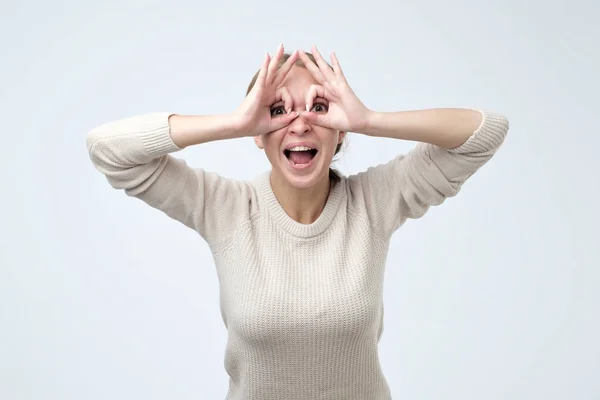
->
xmin=284 ymin=146 xmax=318 ymax=166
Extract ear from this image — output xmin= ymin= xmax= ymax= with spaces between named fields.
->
xmin=254 ymin=135 xmax=264 ymax=149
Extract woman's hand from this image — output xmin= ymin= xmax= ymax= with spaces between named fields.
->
xmin=298 ymin=46 xmax=372 ymax=133
xmin=232 ymin=44 xmax=300 ymax=137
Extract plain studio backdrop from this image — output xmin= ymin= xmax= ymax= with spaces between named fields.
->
xmin=1 ymin=0 xmax=598 ymax=399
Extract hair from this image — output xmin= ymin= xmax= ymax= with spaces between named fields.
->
xmin=245 ymin=52 xmax=344 ymax=184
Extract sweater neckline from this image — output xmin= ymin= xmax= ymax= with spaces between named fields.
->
xmin=254 ymin=171 xmax=344 ymax=238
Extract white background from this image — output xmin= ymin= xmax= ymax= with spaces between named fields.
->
xmin=1 ymin=0 xmax=599 ymax=399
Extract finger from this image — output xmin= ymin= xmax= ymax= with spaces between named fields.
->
xmin=305 ymin=84 xmax=327 ymax=112
xmin=298 ymin=49 xmax=326 ymax=83
xmin=275 ymin=87 xmax=293 ymax=114
xmin=302 ymin=111 xmax=329 ymax=127
xmin=311 ymin=45 xmax=335 ymax=81
xmin=330 ymin=52 xmax=346 ymax=80
xmin=269 ymin=111 xmax=299 ymax=132
xmin=272 ymin=50 xmax=298 ymax=88
xmin=267 ymin=44 xmax=285 ymax=84
xmin=255 ymin=52 xmax=271 ymax=88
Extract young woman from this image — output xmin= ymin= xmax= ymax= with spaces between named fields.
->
xmin=86 ymin=44 xmax=509 ymax=400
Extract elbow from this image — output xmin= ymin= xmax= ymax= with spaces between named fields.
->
xmin=86 ymin=130 xmax=100 ymax=160
xmin=449 ymin=111 xmax=509 ymax=155
xmin=484 ymin=112 xmax=510 ymax=146
xmin=85 ymin=124 xmax=127 ymax=177
xmin=85 ymin=121 xmax=111 ymax=160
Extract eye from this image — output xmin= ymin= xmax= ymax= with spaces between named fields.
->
xmin=311 ymin=103 xmax=328 ymax=113
xmin=270 ymin=106 xmax=286 ymax=117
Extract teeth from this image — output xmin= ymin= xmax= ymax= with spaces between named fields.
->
xmin=288 ymin=146 xmax=314 ymax=151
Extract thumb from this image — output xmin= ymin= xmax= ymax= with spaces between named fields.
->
xmin=269 ymin=111 xmax=299 ymax=132
xmin=302 ymin=111 xmax=330 ymax=127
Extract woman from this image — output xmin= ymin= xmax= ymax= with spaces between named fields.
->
xmin=87 ymin=44 xmax=509 ymax=400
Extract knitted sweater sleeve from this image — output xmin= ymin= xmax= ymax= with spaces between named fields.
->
xmin=86 ymin=112 xmax=252 ymax=246
xmin=347 ymin=110 xmax=509 ymax=239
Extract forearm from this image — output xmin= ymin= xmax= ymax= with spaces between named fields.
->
xmin=360 ymin=108 xmax=483 ymax=149
xmin=168 ymin=113 xmax=242 ymax=148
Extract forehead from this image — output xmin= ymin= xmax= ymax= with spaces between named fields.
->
xmin=278 ymin=65 xmax=319 ymax=91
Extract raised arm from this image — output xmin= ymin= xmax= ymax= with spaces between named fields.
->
xmin=85 ymin=112 xmax=253 ymax=246
xmin=86 ymin=45 xmax=301 ymax=246
xmin=350 ymin=108 xmax=509 ymax=238
xmin=297 ymin=47 xmax=509 ymax=239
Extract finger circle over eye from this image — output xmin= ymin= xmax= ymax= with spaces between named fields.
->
xmin=275 ymin=87 xmax=293 ymax=114
xmin=305 ymin=84 xmax=325 ymax=111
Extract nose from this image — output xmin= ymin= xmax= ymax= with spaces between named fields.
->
xmin=288 ymin=112 xmax=311 ymax=135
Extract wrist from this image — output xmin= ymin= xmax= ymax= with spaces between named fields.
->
xmin=355 ymin=109 xmax=379 ymax=136
xmin=227 ymin=112 xmax=249 ymax=138
xmin=230 ymin=109 xmax=265 ymax=139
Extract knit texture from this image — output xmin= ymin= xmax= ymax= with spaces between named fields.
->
xmin=86 ymin=111 xmax=509 ymax=400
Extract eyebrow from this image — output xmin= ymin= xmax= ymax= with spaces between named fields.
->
xmin=270 ymin=96 xmax=329 ymax=107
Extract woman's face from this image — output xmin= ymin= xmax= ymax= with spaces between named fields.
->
xmin=254 ymin=65 xmax=345 ymax=189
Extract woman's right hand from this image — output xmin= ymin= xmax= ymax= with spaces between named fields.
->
xmin=232 ymin=44 xmax=300 ymax=137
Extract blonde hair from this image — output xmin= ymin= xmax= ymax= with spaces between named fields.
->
xmin=245 ymin=52 xmax=344 ymax=183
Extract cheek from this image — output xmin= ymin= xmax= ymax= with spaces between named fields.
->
xmin=323 ymin=130 xmax=342 ymax=153
xmin=261 ymin=133 xmax=283 ymax=157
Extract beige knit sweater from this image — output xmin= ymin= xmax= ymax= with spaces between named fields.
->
xmin=86 ymin=110 xmax=509 ymax=400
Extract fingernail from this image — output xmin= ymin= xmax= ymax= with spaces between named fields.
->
xmin=286 ymin=108 xmax=291 ymax=114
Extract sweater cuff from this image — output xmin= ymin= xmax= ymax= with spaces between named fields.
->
xmin=448 ymin=110 xmax=509 ymax=154
xmin=137 ymin=112 xmax=183 ymax=157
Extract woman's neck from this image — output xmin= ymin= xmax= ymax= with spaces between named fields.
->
xmin=270 ymin=171 xmax=332 ymax=225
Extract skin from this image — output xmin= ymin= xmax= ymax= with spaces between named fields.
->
xmin=168 ymin=44 xmax=483 ymax=225
xmin=253 ymin=65 xmax=347 ymax=224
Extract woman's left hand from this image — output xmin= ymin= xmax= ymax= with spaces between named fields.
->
xmin=298 ymin=46 xmax=372 ymax=133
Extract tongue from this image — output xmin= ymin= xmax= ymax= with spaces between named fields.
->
xmin=289 ymin=151 xmax=313 ymax=164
